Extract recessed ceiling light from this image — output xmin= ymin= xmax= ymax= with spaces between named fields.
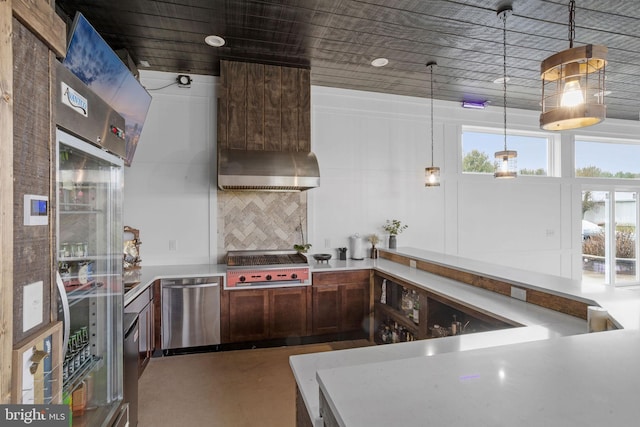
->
xmin=205 ymin=35 xmax=226 ymax=47
xmin=493 ymin=76 xmax=510 ymax=84
xmin=371 ymin=58 xmax=389 ymax=67
xmin=139 ymin=60 xmax=150 ymax=68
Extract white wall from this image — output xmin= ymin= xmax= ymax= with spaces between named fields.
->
xmin=124 ymin=70 xmax=640 ymax=282
xmin=308 ymin=86 xmax=640 ymax=279
xmin=124 ymin=70 xmax=217 ymax=265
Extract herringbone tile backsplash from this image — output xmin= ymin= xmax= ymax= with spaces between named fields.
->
xmin=217 ymin=191 xmax=307 ymax=261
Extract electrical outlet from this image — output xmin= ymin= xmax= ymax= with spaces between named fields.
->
xmin=409 ymin=259 xmax=417 ymax=268
xmin=169 ymin=240 xmax=177 ymax=251
xmin=325 ymin=238 xmax=331 ymax=248
xmin=511 ymin=286 xmax=527 ymax=301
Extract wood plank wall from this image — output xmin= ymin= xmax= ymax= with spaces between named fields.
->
xmin=218 ymin=60 xmax=311 ymax=152
xmin=0 ymin=0 xmax=65 ymax=404
xmin=12 ymin=17 xmax=54 ymax=344
xmin=1 ymin=0 xmax=15 ymax=405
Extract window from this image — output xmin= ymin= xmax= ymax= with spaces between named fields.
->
xmin=461 ymin=128 xmax=551 ymax=176
xmin=575 ymin=138 xmax=640 ymax=179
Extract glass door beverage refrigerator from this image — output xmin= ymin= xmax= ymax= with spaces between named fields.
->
xmin=55 ymin=61 xmax=127 ymax=427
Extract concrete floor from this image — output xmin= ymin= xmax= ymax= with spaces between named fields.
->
xmin=137 ymin=341 xmax=370 ymax=426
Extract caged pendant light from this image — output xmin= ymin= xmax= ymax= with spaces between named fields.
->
xmin=540 ymin=0 xmax=607 ymax=131
xmin=494 ymin=4 xmax=517 ymax=179
xmin=425 ymin=61 xmax=440 ymax=187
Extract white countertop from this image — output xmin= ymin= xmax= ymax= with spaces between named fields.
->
xmin=123 ymin=263 xmax=226 ymax=305
xmin=123 ymin=257 xmax=375 ymax=305
xmin=290 ymin=247 xmax=640 ymax=426
xmin=387 ymin=247 xmax=640 ymax=330
xmin=316 ymin=329 xmax=640 ymax=426
xmin=124 ymin=248 xmax=640 ymax=426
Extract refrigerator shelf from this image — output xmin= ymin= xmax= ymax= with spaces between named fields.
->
xmin=64 ymin=280 xmax=96 ymax=292
xmin=59 ymin=209 xmax=102 ymax=214
xmin=59 ymin=255 xmax=101 ymax=262
xmin=63 ymin=355 xmax=103 ymax=394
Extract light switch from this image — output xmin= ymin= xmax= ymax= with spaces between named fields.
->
xmin=23 ymin=281 xmax=43 ymax=332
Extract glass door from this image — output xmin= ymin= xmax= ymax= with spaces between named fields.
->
xmin=613 ymin=191 xmax=638 ymax=284
xmin=582 ymin=189 xmax=639 ymax=286
xmin=56 ymin=129 xmax=124 ymax=426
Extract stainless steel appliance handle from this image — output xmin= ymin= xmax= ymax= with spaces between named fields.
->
xmin=55 ymin=271 xmax=71 ymax=357
xmin=162 ymin=282 xmax=220 ymax=289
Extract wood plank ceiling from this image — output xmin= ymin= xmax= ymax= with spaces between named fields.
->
xmin=54 ymin=0 xmax=640 ymax=121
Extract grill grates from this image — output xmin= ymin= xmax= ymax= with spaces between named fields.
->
xmin=227 ymin=252 xmax=308 ymax=267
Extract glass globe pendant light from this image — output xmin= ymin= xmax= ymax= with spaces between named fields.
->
xmin=494 ymin=4 xmax=517 ymax=179
xmin=425 ymin=61 xmax=440 ymax=187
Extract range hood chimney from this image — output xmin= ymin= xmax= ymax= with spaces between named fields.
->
xmin=217 ymin=149 xmax=320 ymax=192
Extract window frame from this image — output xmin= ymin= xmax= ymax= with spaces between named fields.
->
xmin=574 ymin=135 xmax=640 ymax=180
xmin=461 ymin=125 xmax=559 ymax=177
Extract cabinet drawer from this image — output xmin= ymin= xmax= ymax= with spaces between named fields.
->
xmin=312 ymin=270 xmax=370 ymax=286
xmin=125 ymin=287 xmax=152 ymax=313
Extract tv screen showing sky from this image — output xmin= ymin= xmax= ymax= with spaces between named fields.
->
xmin=63 ymin=13 xmax=151 ymax=166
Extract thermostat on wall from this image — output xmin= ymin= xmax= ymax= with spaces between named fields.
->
xmin=24 ymin=194 xmax=48 ymax=226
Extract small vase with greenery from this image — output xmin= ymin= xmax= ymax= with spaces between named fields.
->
xmin=383 ymin=219 xmax=407 ymax=249
xmin=368 ymin=234 xmax=380 ymax=259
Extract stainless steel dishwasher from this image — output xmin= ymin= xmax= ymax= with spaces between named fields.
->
xmin=161 ymin=277 xmax=221 ymax=350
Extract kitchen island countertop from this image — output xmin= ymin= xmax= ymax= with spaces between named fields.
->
xmin=291 ymin=247 xmax=640 ymax=426
xmin=316 ymin=328 xmax=640 ymax=427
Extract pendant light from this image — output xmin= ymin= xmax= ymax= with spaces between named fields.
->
xmin=425 ymin=61 xmax=440 ymax=187
xmin=540 ymin=0 xmax=607 ymax=131
xmin=494 ymin=5 xmax=517 ymax=179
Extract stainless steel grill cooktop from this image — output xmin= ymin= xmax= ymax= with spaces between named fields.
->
xmin=225 ymin=250 xmax=311 ymax=289
xmin=226 ymin=250 xmax=308 ymax=267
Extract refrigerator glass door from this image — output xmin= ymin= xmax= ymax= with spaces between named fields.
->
xmin=56 ymin=129 xmax=124 ymax=426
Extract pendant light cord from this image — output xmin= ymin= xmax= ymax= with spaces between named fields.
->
xmin=502 ymin=9 xmax=508 ymax=152
xmin=568 ymin=0 xmax=575 ymax=48
xmin=430 ymin=65 xmax=434 ymax=167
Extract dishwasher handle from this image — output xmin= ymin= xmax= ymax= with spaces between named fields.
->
xmin=163 ymin=282 xmax=220 ymax=289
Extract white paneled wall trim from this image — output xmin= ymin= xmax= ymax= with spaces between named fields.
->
xmin=124 ymin=71 xmax=640 ymax=282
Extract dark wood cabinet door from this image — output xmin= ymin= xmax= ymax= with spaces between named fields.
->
xmin=340 ymin=283 xmax=370 ymax=333
xmin=229 ymin=289 xmax=269 ymax=342
xmin=312 ymin=285 xmax=340 ymax=335
xmin=269 ymin=287 xmax=309 ymax=338
xmin=312 ymin=270 xmax=371 ymax=335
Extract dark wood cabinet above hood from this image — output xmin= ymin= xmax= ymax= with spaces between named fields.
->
xmin=217 ymin=60 xmax=310 ymax=153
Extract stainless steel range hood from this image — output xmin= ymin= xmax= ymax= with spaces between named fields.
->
xmin=217 ymin=149 xmax=320 ymax=192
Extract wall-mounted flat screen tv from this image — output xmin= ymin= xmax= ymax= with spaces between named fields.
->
xmin=63 ymin=12 xmax=151 ymax=166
